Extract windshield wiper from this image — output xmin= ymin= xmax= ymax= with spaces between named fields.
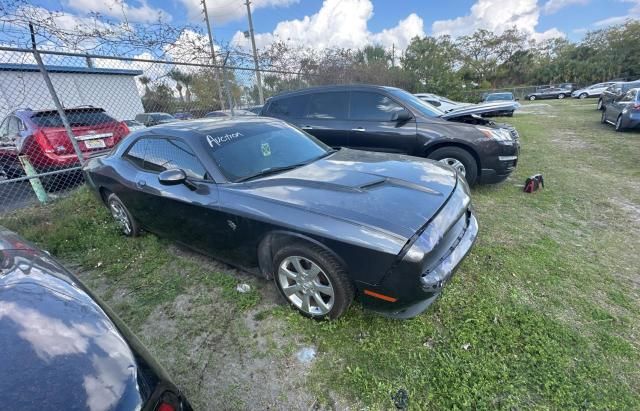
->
xmin=235 ymin=164 xmax=306 ymax=183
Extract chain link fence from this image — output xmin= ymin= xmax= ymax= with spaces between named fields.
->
xmin=0 ymin=46 xmax=328 ymax=212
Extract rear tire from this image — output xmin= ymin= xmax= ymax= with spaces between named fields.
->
xmin=273 ymin=243 xmax=354 ymax=320
xmin=597 ymin=99 xmax=603 ymax=110
xmin=428 ymin=146 xmax=479 ymax=186
xmin=107 ymin=193 xmax=140 ymax=236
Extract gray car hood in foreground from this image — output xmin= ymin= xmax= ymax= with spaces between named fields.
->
xmin=235 ymin=149 xmax=458 ymax=240
xmin=441 ymin=101 xmax=520 ymax=119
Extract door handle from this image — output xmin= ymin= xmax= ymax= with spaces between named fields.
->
xmin=301 ymin=125 xmax=313 ymax=130
xmin=136 ymin=180 xmax=147 ymax=188
xmin=352 ymin=127 xmax=366 ymax=132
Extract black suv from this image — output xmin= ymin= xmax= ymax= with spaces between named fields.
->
xmin=261 ymin=85 xmax=519 ymax=185
xmin=598 ymin=81 xmax=640 ymax=110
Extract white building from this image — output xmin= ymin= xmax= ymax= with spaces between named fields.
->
xmin=0 ymin=63 xmax=144 ymax=120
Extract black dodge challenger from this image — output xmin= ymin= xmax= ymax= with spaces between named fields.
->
xmin=84 ymin=117 xmax=478 ymax=319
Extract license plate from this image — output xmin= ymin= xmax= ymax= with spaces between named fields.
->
xmin=84 ymin=139 xmax=106 ymax=149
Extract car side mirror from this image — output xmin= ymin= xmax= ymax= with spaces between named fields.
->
xmin=158 ymin=169 xmax=197 ymax=190
xmin=392 ymin=109 xmax=413 ymax=123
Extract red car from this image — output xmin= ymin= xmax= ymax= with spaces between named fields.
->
xmin=0 ymin=107 xmax=129 ymax=179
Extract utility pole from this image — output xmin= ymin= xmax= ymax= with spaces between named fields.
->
xmin=244 ymin=0 xmax=264 ymax=105
xmin=391 ymin=43 xmax=395 ymax=68
xmin=201 ymin=0 xmax=227 ymax=110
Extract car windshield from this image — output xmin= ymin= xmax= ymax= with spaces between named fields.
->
xmin=486 ymin=93 xmax=513 ymax=101
xmin=203 ymin=121 xmax=332 ymax=182
xmin=124 ymin=120 xmax=143 ymax=127
xmin=31 ymin=109 xmax=116 ymax=127
xmin=386 ymin=88 xmax=444 ymax=117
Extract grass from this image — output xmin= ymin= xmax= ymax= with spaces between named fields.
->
xmin=1 ymin=99 xmax=639 ymax=409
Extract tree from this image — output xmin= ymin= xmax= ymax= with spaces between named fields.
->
xmin=402 ymin=35 xmax=463 ymax=96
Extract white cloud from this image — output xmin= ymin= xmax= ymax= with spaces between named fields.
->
xmin=594 ymin=0 xmax=640 ymax=26
xmin=231 ymin=0 xmax=424 ymax=51
xmin=431 ymin=0 xmax=565 ymax=40
xmin=179 ymin=0 xmax=299 ymax=24
xmin=542 ymin=0 xmax=589 ymax=14
xmin=64 ymin=0 xmax=171 ymax=23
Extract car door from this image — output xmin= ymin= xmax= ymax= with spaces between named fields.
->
xmin=347 ymin=91 xmax=416 ymax=154
xmin=300 ymin=91 xmax=351 ymax=148
xmin=612 ymin=90 xmax=636 ymax=118
xmin=131 ymin=137 xmax=242 ymax=259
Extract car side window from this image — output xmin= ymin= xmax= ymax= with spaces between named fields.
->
xmin=305 ymin=92 xmax=349 ymax=120
xmin=144 ymin=138 xmax=208 ymax=180
xmin=7 ymin=117 xmax=20 ymax=136
xmin=265 ymin=94 xmax=309 ymax=118
xmin=350 ymin=92 xmax=405 ymax=121
xmin=124 ymin=138 xmax=147 ymax=169
xmin=621 ymin=90 xmax=635 ymax=102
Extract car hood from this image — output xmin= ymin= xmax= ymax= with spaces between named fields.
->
xmin=234 ymin=149 xmax=458 ymax=240
xmin=0 ymin=232 xmax=166 ymax=410
xmin=441 ymin=101 xmax=520 ymax=119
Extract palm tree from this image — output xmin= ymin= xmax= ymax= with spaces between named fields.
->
xmin=175 ymin=82 xmax=184 ymax=103
xmin=182 ymin=72 xmax=194 ymax=104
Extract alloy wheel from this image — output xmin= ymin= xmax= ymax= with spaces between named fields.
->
xmin=597 ymin=100 xmax=603 ymax=110
xmin=529 ymin=96 xmax=535 ymax=101
xmin=558 ymin=94 xmax=565 ymax=99
xmin=110 ymin=201 xmax=132 ymax=235
xmin=616 ymin=116 xmax=622 ymax=131
xmin=278 ymin=256 xmax=335 ymax=316
xmin=439 ymin=158 xmax=466 ymax=177
xmin=580 ymin=93 xmax=587 ymax=99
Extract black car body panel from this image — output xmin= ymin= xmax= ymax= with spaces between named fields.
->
xmin=0 ymin=227 xmax=191 ymax=411
xmin=260 ymin=85 xmax=519 ymax=185
xmin=83 ymin=118 xmax=479 ymax=318
xmin=525 ymin=87 xmax=570 ymax=100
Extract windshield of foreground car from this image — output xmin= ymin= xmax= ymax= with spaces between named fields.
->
xmin=386 ymin=87 xmax=445 ymax=117
xmin=203 ymin=122 xmax=332 ymax=182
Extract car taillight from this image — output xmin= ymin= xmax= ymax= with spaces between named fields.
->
xmin=34 ymin=129 xmax=55 ymax=153
xmin=156 ymin=403 xmax=176 ymax=411
xmin=114 ymin=121 xmax=130 ymax=142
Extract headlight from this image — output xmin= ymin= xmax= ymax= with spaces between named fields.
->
xmin=476 ymin=126 xmax=512 ymax=141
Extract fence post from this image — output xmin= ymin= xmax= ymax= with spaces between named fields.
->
xmin=31 ymin=48 xmax=85 ymax=165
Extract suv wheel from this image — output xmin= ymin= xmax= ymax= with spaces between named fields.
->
xmin=579 ymin=93 xmax=588 ymax=99
xmin=529 ymin=95 xmax=536 ymax=101
xmin=107 ymin=193 xmax=140 ymax=236
xmin=428 ymin=146 xmax=478 ymax=186
xmin=615 ymin=115 xmax=625 ymax=132
xmin=558 ymin=93 xmax=565 ymax=99
xmin=597 ymin=99 xmax=603 ymax=110
xmin=273 ymin=243 xmax=354 ymax=320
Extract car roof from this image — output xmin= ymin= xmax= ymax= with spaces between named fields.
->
xmin=138 ymin=116 xmax=285 ymax=139
xmin=269 ymin=84 xmax=400 ymax=100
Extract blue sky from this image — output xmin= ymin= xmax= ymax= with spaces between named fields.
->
xmin=22 ymin=0 xmax=640 ymax=51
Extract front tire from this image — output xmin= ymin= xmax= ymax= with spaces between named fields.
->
xmin=428 ymin=146 xmax=479 ymax=186
xmin=597 ymin=99 xmax=603 ymax=110
xmin=529 ymin=95 xmax=536 ymax=101
xmin=579 ymin=93 xmax=588 ymax=99
xmin=273 ymin=243 xmax=354 ymax=320
xmin=107 ymin=193 xmax=140 ymax=236
xmin=558 ymin=93 xmax=565 ymax=99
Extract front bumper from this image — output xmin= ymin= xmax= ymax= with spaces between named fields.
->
xmin=478 ymin=137 xmax=520 ymax=184
xmin=360 ymin=210 xmax=479 ymax=319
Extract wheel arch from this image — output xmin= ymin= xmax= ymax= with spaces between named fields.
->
xmin=256 ymin=230 xmax=349 ymax=280
xmin=423 ymin=141 xmax=482 ymax=175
